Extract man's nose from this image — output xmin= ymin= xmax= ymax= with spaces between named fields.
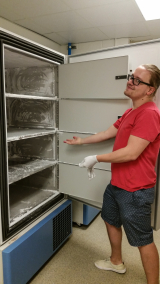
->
xmin=128 ymin=78 xmax=134 ymax=85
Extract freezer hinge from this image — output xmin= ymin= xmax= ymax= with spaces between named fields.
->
xmin=115 ymin=75 xmax=127 ymax=80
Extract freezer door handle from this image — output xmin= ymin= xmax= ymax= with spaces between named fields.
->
xmin=115 ymin=75 xmax=127 ymax=80
xmin=58 ymin=161 xmax=111 ymax=172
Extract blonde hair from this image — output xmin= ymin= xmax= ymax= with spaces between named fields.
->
xmin=141 ymin=64 xmax=160 ymax=97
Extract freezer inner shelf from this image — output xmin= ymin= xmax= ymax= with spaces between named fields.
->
xmin=4 ymin=45 xmax=60 ymax=229
xmin=8 ymin=159 xmax=57 ymax=184
xmin=7 ymin=128 xmax=56 ymax=142
xmin=9 ymin=167 xmax=59 ymax=226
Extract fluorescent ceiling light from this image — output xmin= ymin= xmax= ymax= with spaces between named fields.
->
xmin=135 ymin=0 xmax=160 ymax=20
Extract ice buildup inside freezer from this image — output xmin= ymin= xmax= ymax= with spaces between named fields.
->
xmin=3 ymin=45 xmax=60 ymax=228
xmin=9 ymin=167 xmax=58 ymax=226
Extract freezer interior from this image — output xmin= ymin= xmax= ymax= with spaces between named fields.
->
xmin=3 ymin=45 xmax=60 ymax=228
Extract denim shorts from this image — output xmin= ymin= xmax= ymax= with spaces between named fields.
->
xmin=101 ymin=183 xmax=155 ymax=247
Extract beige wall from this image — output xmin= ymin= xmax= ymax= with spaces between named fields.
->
xmin=0 ymin=16 xmax=61 ymax=53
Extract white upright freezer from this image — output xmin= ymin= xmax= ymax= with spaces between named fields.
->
xmin=0 ymin=29 xmax=160 ymax=284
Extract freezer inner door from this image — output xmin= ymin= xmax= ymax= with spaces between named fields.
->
xmin=58 ymin=56 xmax=131 ymax=208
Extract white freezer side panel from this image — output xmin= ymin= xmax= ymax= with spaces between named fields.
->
xmin=59 ymin=99 xmax=131 ymax=133
xmin=154 ymin=189 xmax=160 ymax=230
xmin=59 ymin=164 xmax=110 ymax=205
xmin=154 ymin=158 xmax=160 ymax=230
xmin=59 ymin=56 xmax=128 ymax=99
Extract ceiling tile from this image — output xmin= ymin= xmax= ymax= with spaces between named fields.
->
xmin=58 ymin=28 xmax=109 ymax=44
xmin=0 ymin=0 xmax=21 ymax=9
xmin=99 ymin=22 xmax=150 ymax=39
xmin=45 ymin=33 xmax=68 ymax=45
xmin=0 ymin=5 xmax=22 ymax=21
xmin=62 ymin=0 xmax=126 ymax=9
xmin=0 ymin=0 xmax=159 ymax=45
xmin=33 ymin=11 xmax=92 ymax=33
xmin=14 ymin=0 xmax=71 ymax=19
xmin=146 ymin=19 xmax=160 ymax=38
xmin=76 ymin=1 xmax=145 ymax=27
xmin=15 ymin=19 xmax=52 ymax=34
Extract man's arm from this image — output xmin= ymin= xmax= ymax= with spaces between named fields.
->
xmin=79 ymin=135 xmax=150 ymax=170
xmin=63 ymin=125 xmax=118 ymax=145
xmin=97 ymin=135 xmax=150 ymax=163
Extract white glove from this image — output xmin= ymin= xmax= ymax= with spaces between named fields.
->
xmin=79 ymin=155 xmax=98 ymax=180
xmin=87 ymin=168 xmax=96 ymax=180
xmin=79 ymin=155 xmax=98 ymax=169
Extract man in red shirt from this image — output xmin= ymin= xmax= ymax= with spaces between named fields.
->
xmin=64 ymin=64 xmax=160 ymax=284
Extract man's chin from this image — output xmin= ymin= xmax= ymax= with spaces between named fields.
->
xmin=124 ymin=90 xmax=130 ymax=98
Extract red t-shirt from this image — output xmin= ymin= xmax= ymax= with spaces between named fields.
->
xmin=111 ymin=102 xmax=160 ymax=192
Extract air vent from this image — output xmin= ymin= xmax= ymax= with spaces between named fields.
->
xmin=53 ymin=203 xmax=72 ymax=251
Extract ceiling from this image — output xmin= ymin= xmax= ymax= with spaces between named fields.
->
xmin=0 ymin=0 xmax=160 ymax=45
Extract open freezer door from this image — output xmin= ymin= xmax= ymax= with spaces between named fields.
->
xmin=58 ymin=55 xmax=131 ymax=208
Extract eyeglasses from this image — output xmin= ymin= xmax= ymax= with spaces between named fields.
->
xmin=127 ymin=74 xmax=151 ymax=86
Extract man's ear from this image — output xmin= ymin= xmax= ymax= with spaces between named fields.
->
xmin=146 ymin=86 xmax=155 ymax=97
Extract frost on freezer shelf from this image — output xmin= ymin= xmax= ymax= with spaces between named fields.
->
xmin=8 ymin=159 xmax=56 ymax=185
xmin=5 ymin=66 xmax=55 ymax=97
xmin=10 ymin=189 xmax=59 ymax=225
xmin=8 ymin=134 xmax=54 ymax=162
xmin=7 ymin=98 xmax=55 ymax=128
xmin=20 ymin=207 xmax=32 ymax=214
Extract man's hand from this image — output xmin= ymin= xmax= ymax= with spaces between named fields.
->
xmin=63 ymin=125 xmax=118 ymax=145
xmin=79 ymin=155 xmax=98 ymax=168
xmin=79 ymin=155 xmax=98 ymax=180
xmin=63 ymin=136 xmax=82 ymax=145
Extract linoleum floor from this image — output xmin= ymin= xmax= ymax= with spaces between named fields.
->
xmin=29 ymin=214 xmax=160 ymax=284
